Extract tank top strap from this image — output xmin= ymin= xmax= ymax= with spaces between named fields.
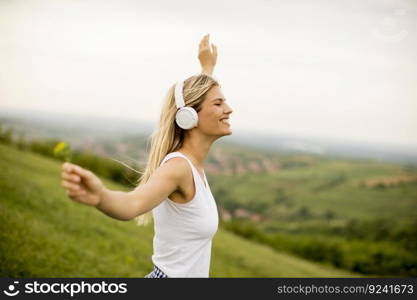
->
xmin=160 ymin=152 xmax=207 ymax=189
xmin=160 ymin=152 xmax=180 ymax=166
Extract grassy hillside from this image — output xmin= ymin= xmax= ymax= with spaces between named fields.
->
xmin=210 ymin=155 xmax=417 ymax=224
xmin=0 ymin=143 xmax=358 ymax=277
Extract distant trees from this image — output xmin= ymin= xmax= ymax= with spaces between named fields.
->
xmin=0 ymin=124 xmax=141 ymax=187
xmin=223 ymin=218 xmax=417 ymax=277
xmin=323 ymin=209 xmax=336 ymax=221
xmin=296 ymin=206 xmax=312 ymax=219
xmin=273 ymin=188 xmax=291 ymax=206
xmin=0 ymin=125 xmax=14 ymax=144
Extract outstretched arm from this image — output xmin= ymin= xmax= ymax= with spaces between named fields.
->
xmin=61 ymin=158 xmax=188 ymax=221
xmin=198 ymin=34 xmax=217 ymax=76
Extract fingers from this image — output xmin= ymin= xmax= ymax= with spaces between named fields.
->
xmin=61 ymin=163 xmax=99 ymax=205
xmin=62 ymin=180 xmax=86 ymax=198
xmin=61 ymin=163 xmax=91 ymax=194
xmin=61 ymin=171 xmax=80 ymax=183
xmin=66 ymin=189 xmax=87 ymax=201
xmin=198 ymin=34 xmax=218 ymax=63
xmin=62 ymin=162 xmax=82 ymax=173
xmin=66 ymin=189 xmax=86 ymax=197
xmin=62 ymin=162 xmax=77 ymax=173
xmin=62 ymin=163 xmax=91 ymax=181
xmin=199 ymin=34 xmax=210 ymax=50
xmin=212 ymin=44 xmax=217 ymax=58
xmin=203 ymin=34 xmax=209 ymax=48
xmin=61 ymin=180 xmax=80 ymax=191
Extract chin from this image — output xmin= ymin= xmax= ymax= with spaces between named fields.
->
xmin=210 ymin=124 xmax=232 ymax=138
xmin=221 ymin=129 xmax=232 ymax=137
xmin=212 ymin=131 xmax=232 ymax=139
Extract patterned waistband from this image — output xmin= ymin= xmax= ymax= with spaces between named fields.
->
xmin=144 ymin=265 xmax=168 ymax=278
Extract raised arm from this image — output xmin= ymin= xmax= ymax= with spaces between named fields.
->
xmin=198 ymin=34 xmax=217 ymax=76
xmin=61 ymin=158 xmax=189 ymax=221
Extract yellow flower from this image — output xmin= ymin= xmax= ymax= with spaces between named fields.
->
xmin=53 ymin=141 xmax=72 ymax=162
xmin=53 ymin=142 xmax=67 ymax=155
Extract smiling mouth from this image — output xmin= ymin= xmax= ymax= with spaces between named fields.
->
xmin=220 ymin=119 xmax=230 ymax=125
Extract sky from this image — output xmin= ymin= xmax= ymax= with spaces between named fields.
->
xmin=0 ymin=0 xmax=416 ymax=147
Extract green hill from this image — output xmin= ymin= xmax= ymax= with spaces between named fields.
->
xmin=0 ymin=143 xmax=359 ymax=277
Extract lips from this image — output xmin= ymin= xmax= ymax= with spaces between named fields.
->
xmin=220 ymin=118 xmax=230 ymax=125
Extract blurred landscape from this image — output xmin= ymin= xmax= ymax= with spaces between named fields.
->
xmin=1 ymin=0 xmax=416 ymax=279
xmin=0 ymin=109 xmax=416 ymax=277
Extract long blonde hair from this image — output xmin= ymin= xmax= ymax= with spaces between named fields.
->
xmin=134 ymin=74 xmax=219 ymax=226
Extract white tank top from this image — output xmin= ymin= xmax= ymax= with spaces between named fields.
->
xmin=151 ymin=151 xmax=219 ymax=277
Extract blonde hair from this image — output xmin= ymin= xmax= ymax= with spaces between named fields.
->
xmin=134 ymin=73 xmax=219 ymax=226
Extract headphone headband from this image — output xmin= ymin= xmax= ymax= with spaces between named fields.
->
xmin=174 ymin=74 xmax=219 ymax=109
xmin=174 ymin=80 xmax=185 ymax=108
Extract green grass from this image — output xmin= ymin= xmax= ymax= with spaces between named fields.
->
xmin=0 ymin=143 xmax=358 ymax=277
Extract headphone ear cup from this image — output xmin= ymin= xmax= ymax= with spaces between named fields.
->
xmin=175 ymin=107 xmax=198 ymax=130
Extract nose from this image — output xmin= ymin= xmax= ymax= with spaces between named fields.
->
xmin=225 ymin=102 xmax=233 ymax=115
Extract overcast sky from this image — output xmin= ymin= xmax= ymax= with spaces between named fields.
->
xmin=0 ymin=0 xmax=416 ymax=147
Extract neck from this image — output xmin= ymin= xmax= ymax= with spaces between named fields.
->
xmin=177 ymin=131 xmax=217 ymax=169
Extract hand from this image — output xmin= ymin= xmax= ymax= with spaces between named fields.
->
xmin=61 ymin=162 xmax=105 ymax=207
xmin=198 ymin=34 xmax=217 ymax=75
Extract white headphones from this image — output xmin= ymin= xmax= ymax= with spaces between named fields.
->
xmin=174 ymin=79 xmax=198 ymax=130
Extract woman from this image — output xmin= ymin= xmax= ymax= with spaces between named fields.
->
xmin=61 ymin=34 xmax=233 ymax=278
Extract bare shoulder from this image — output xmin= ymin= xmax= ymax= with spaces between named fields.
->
xmin=128 ymin=156 xmax=193 ymax=215
xmin=158 ymin=157 xmax=191 ymax=189
xmin=161 ymin=157 xmax=194 ymax=201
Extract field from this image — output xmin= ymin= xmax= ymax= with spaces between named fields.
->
xmin=0 ymin=143 xmax=358 ymax=277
